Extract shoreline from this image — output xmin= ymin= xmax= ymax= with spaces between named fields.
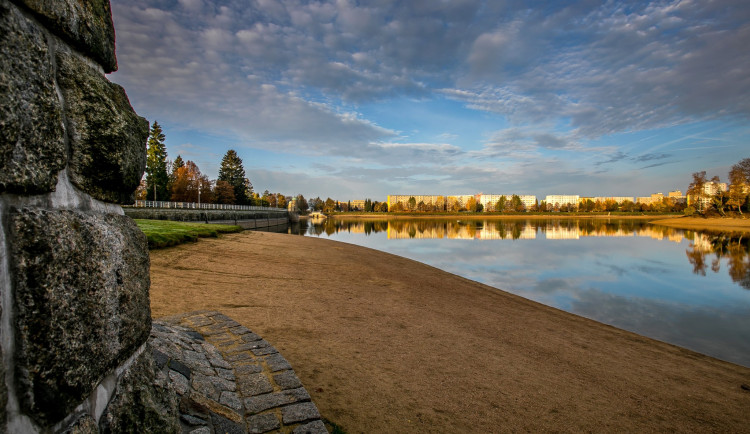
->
xmin=312 ymin=213 xmax=750 ymax=233
xmin=326 ymin=213 xmax=678 ymax=220
xmin=149 ymin=231 xmax=750 ymax=432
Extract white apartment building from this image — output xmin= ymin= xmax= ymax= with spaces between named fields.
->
xmin=545 ymin=195 xmax=580 ymax=207
xmin=387 ymin=195 xmax=445 ymax=210
xmin=478 ymin=194 xmax=537 ymax=211
xmin=689 ymin=181 xmax=728 ymax=209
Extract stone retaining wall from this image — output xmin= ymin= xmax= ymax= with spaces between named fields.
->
xmin=123 ymin=208 xmax=288 ymax=223
xmin=0 ymin=0 xmax=178 ymax=431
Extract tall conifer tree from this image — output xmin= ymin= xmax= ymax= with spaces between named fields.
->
xmin=218 ymin=149 xmax=249 ymax=204
xmin=145 ymin=121 xmax=169 ymax=201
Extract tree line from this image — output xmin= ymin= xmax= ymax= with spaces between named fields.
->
xmin=138 ymin=122 xmax=310 ymax=209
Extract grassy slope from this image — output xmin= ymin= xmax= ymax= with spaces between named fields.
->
xmin=134 ymin=219 xmax=242 ymax=249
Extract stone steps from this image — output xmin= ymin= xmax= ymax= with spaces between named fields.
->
xmin=150 ymin=311 xmax=327 ymax=434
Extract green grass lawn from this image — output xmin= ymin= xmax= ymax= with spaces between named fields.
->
xmin=134 ymin=219 xmax=243 ymax=249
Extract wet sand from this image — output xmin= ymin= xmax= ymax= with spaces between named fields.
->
xmin=149 ymin=231 xmax=750 ymax=433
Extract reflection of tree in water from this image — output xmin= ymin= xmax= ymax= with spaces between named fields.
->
xmin=686 ymin=233 xmax=750 ymax=289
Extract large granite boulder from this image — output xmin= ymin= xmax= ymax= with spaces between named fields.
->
xmin=0 ymin=0 xmax=66 ymax=194
xmin=56 ymin=50 xmax=149 ymax=205
xmin=9 ymin=208 xmax=151 ymax=425
xmin=14 ymin=0 xmax=117 ymax=72
xmin=99 ymin=346 xmax=180 ymax=433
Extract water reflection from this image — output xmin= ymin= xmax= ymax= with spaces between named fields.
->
xmin=289 ymin=218 xmax=750 ymax=366
xmin=297 ymin=218 xmax=688 ymax=241
xmin=686 ymin=233 xmax=750 ymax=289
xmin=290 ymin=218 xmax=750 ymax=289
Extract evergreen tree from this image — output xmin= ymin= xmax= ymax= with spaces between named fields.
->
xmin=171 ymin=155 xmax=185 ymax=178
xmin=145 ymin=121 xmax=169 ymax=201
xmin=168 ymin=154 xmax=185 ymax=194
xmin=218 ymin=149 xmax=249 ymax=204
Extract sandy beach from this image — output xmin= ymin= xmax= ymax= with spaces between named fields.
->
xmin=149 ymin=231 xmax=750 ymax=433
xmin=651 ymin=216 xmax=750 ymax=233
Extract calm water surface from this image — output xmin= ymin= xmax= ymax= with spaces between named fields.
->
xmin=288 ymin=218 xmax=750 ymax=367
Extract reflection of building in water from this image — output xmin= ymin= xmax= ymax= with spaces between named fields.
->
xmin=690 ymin=232 xmax=714 ymax=252
xmin=545 ymin=226 xmax=580 ymax=239
xmin=346 ymin=222 xmax=366 ymax=233
xmin=476 ymin=225 xmax=536 ymax=239
xmin=366 ymin=220 xmax=691 ymax=242
xmin=387 ymin=224 xmax=450 ymax=239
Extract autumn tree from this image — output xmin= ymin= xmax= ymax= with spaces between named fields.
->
xmin=218 ymin=149 xmax=249 ymax=204
xmin=511 ymin=194 xmax=523 ymax=212
xmin=408 ymin=196 xmax=417 ymax=211
xmin=435 ymin=196 xmax=445 ymax=212
xmin=277 ymin=193 xmax=287 ymax=209
xmin=214 ymin=180 xmax=236 ymax=204
xmin=728 ymin=158 xmax=750 ymax=214
xmin=296 ymin=194 xmax=309 ymax=213
xmin=496 ymin=196 xmax=506 ymax=212
xmin=466 ymin=196 xmax=478 ymax=212
xmin=171 ymin=160 xmax=211 ymax=203
xmin=687 ymin=171 xmax=709 ymax=212
xmin=169 ymin=154 xmax=184 ymax=192
xmin=145 ymin=121 xmax=169 ymax=201
xmin=324 ymin=198 xmax=336 ymax=213
xmin=135 ymin=178 xmax=147 ymax=200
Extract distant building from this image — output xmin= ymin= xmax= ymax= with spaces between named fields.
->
xmin=477 ymin=194 xmax=536 ymax=211
xmin=387 ymin=195 xmax=445 ymax=211
xmin=545 ymin=195 xmax=579 ymax=207
xmin=688 ymin=181 xmax=728 ymax=209
xmin=593 ymin=196 xmax=634 ymax=204
xmin=446 ymin=195 xmax=475 ymax=210
xmin=350 ymin=200 xmax=366 ymax=210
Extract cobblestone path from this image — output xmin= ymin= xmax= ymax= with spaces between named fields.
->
xmin=150 ymin=310 xmax=328 ymax=434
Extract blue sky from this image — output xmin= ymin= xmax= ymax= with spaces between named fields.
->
xmin=109 ymin=0 xmax=750 ymax=201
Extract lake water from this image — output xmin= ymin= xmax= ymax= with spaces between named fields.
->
xmin=287 ymin=218 xmax=750 ymax=367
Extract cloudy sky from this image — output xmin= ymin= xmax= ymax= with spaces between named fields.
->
xmin=109 ymin=0 xmax=750 ymax=201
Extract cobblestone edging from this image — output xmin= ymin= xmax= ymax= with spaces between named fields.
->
xmin=150 ymin=311 xmax=328 ymax=434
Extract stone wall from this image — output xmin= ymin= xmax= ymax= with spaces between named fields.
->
xmin=0 ymin=0 xmax=178 ymax=431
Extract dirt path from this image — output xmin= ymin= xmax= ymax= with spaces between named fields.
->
xmin=149 ymin=231 xmax=750 ymax=433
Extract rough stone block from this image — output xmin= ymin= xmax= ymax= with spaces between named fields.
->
xmin=244 ymin=388 xmax=310 ymax=415
xmin=68 ymin=414 xmax=98 ymax=433
xmin=0 ymin=1 xmax=66 ymax=194
xmin=210 ymin=412 xmax=245 ymax=434
xmin=56 ymin=50 xmax=148 ymax=204
xmin=16 ymin=0 xmax=117 ymax=71
xmin=247 ymin=413 xmax=280 ymax=434
xmin=237 ymin=373 xmax=273 ymax=396
xmin=9 ymin=208 xmax=151 ymax=424
xmin=281 ymin=402 xmax=321 ymax=425
xmin=293 ymin=420 xmax=328 ymax=434
xmin=273 ymin=371 xmax=302 ymax=390
xmin=99 ymin=348 xmax=180 ymax=433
